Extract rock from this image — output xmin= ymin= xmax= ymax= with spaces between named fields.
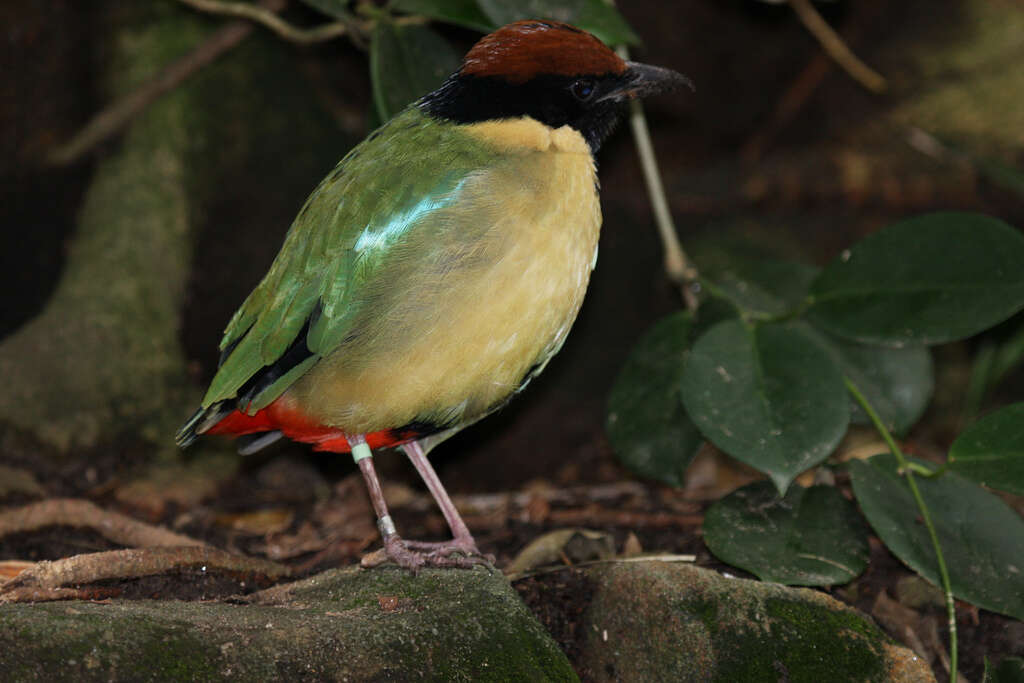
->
xmin=578 ymin=561 xmax=934 ymax=682
xmin=0 ymin=566 xmax=577 ymax=681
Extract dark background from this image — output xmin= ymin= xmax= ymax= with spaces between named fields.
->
xmin=2 ymin=0 xmax=1022 ymax=489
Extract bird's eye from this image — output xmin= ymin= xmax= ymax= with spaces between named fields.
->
xmin=571 ymin=80 xmax=595 ymax=101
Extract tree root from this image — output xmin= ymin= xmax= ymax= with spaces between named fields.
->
xmin=0 ymin=546 xmax=293 ymax=603
xmin=0 ymin=498 xmax=208 ymax=549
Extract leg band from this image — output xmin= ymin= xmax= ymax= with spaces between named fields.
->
xmin=351 ymin=441 xmax=372 ymax=463
xmin=378 ymin=514 xmax=397 ymax=538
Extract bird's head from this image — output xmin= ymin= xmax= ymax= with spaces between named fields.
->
xmin=419 ymin=21 xmax=692 ymax=152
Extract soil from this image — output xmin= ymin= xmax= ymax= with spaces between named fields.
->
xmin=2 ymin=447 xmax=1021 ymax=680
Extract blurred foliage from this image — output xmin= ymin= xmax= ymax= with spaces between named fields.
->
xmin=299 ymin=0 xmax=638 ymax=121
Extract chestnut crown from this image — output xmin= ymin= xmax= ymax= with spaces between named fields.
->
xmin=418 ymin=21 xmax=690 ymax=152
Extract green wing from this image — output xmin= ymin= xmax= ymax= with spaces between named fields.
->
xmin=201 ymin=108 xmax=496 ymax=412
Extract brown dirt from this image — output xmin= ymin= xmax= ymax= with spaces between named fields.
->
xmin=2 ymin=447 xmax=1020 ymax=680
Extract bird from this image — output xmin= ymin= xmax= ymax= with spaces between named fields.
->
xmin=177 ymin=20 xmax=691 ymax=569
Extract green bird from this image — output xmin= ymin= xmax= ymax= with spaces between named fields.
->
xmin=178 ymin=20 xmax=690 ymax=569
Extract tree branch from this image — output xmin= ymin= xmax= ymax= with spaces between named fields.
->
xmin=787 ymin=0 xmax=886 ymax=93
xmin=45 ymin=0 xmax=286 ymax=166
xmin=176 ymin=0 xmax=357 ymax=45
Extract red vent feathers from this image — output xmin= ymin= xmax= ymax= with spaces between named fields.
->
xmin=462 ymin=21 xmax=626 ymax=84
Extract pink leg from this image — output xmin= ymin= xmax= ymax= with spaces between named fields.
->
xmin=349 ymin=435 xmax=488 ymax=570
xmin=401 ymin=440 xmax=480 ymax=554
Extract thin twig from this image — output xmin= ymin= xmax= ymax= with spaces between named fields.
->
xmin=787 ymin=0 xmax=886 ymax=93
xmin=45 ymin=0 xmax=285 ymax=166
xmin=450 ymin=481 xmax=652 ymax=514
xmin=0 ymin=546 xmax=293 ymax=603
xmin=545 ymin=507 xmax=703 ymax=529
xmin=506 ymin=553 xmax=696 ymax=582
xmin=176 ymin=0 xmax=355 ymax=45
xmin=740 ymin=53 xmax=831 ymax=164
xmin=616 ymin=46 xmax=699 ymax=311
xmin=845 ymin=377 xmax=957 ymax=680
xmin=0 ymin=498 xmax=209 ymax=548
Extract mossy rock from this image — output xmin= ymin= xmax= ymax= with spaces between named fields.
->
xmin=578 ymin=561 xmax=933 ymax=683
xmin=0 ymin=566 xmax=577 ymax=681
xmin=869 ymin=2 xmax=1024 ymax=160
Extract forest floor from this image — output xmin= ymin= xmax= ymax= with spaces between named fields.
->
xmin=1 ymin=433 xmax=1020 ymax=680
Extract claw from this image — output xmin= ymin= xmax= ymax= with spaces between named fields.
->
xmin=361 ymin=535 xmax=494 ymax=570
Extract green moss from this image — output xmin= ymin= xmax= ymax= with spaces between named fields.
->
xmin=580 ymin=562 xmax=930 ymax=683
xmin=690 ymin=595 xmax=720 ymax=635
xmin=265 ymin=567 xmax=577 ymax=681
xmin=1 ymin=607 xmax=221 ymax=681
xmin=708 ymin=596 xmax=886 ymax=683
xmin=0 ymin=1 xmax=355 ymax=460
xmin=869 ymin=2 xmax=1024 ymax=161
xmin=0 ymin=567 xmax=575 ymax=681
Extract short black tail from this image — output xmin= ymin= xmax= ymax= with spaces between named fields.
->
xmin=175 ymin=402 xmax=231 ymax=449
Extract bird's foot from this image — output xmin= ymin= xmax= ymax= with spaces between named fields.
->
xmin=361 ymin=535 xmax=494 ymax=571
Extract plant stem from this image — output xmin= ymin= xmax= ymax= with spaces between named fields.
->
xmin=786 ymin=0 xmax=886 ymax=93
xmin=844 ymin=376 xmax=958 ymax=680
xmin=615 ymin=46 xmax=699 ymax=311
xmin=177 ymin=0 xmax=357 ymax=44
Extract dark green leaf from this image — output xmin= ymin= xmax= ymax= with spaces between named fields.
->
xmin=571 ymin=0 xmax=639 ymax=46
xmin=988 ymin=657 xmax=1024 ymax=683
xmin=370 ymin=21 xmax=460 ymax=121
xmin=850 ymin=454 xmax=1024 ymax=620
xmin=809 ymin=212 xmax=1024 ymax=345
xmin=475 ymin=0 xmax=638 ymax=46
xmin=949 ymin=402 xmax=1024 ymax=496
xmin=691 ymin=295 xmax=739 ymax=339
xmin=680 ymin=320 xmax=849 ymax=492
xmin=703 ymin=257 xmax=818 ymax=318
xmin=476 ymin=0 xmax=568 ymax=25
xmin=391 ymin=0 xmax=495 ymax=32
xmin=990 ymin=316 xmax=1024 ymax=387
xmin=804 ymin=327 xmax=933 ymax=436
xmin=299 ymin=0 xmax=352 ymax=21
xmin=704 ymin=481 xmax=869 ymax=586
xmin=963 ymin=315 xmax=1024 ymax=422
xmin=976 ymin=157 xmax=1024 ymax=201
xmin=606 ymin=312 xmax=702 ymax=487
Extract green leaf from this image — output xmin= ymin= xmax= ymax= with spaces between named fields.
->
xmin=704 ymin=481 xmax=869 ymax=586
xmin=299 ymin=0 xmax=353 ymax=20
xmin=571 ymin=0 xmax=639 ymax=46
xmin=989 ymin=316 xmax=1024 ymax=387
xmin=987 ymin=657 xmax=1024 ymax=683
xmin=975 ymin=157 xmax=1024 ymax=201
xmin=850 ymin=454 xmax=1024 ymax=620
xmin=963 ymin=315 xmax=1024 ymax=422
xmin=703 ymin=257 xmax=818 ymax=318
xmin=805 ymin=327 xmax=933 ymax=436
xmin=606 ymin=312 xmax=702 ymax=487
xmin=475 ymin=0 xmax=639 ymax=46
xmin=680 ymin=320 xmax=849 ymax=492
xmin=370 ymin=21 xmax=460 ymax=121
xmin=949 ymin=402 xmax=1024 ymax=496
xmin=391 ymin=0 xmax=495 ymax=32
xmin=809 ymin=212 xmax=1024 ymax=345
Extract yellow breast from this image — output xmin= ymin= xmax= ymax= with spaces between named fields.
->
xmin=287 ymin=117 xmax=601 ymax=434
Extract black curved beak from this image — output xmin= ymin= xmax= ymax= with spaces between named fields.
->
xmin=599 ymin=61 xmax=694 ymax=103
